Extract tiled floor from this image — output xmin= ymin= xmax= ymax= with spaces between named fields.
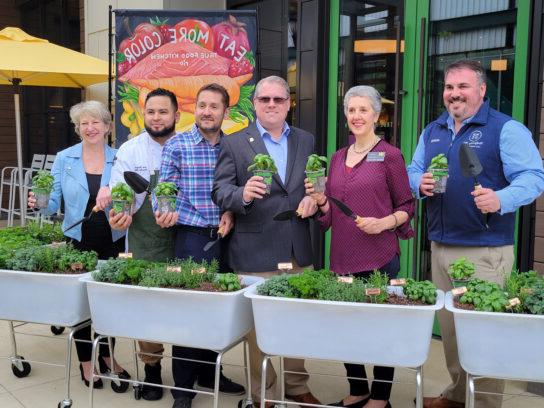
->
xmin=0 ymin=321 xmax=542 ymax=408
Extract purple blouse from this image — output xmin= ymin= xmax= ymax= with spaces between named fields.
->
xmin=319 ymin=140 xmax=414 ymax=275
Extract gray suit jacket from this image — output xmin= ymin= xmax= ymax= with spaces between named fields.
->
xmin=212 ymin=123 xmax=315 ymax=272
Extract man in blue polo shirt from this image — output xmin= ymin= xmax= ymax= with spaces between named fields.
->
xmin=408 ymin=60 xmax=544 ymax=408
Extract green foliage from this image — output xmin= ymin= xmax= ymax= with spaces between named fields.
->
xmin=317 ymin=278 xmax=366 ymax=303
xmin=154 ymin=182 xmax=178 ymax=197
xmin=427 ymin=153 xmax=448 ymax=170
xmin=6 ymin=244 xmax=97 ymax=273
xmin=459 ymin=279 xmax=509 ymax=312
xmin=287 ymin=269 xmax=333 ymax=299
xmin=32 ymin=170 xmax=54 ymax=192
xmin=111 ymin=182 xmax=134 ymax=203
xmin=524 ymin=282 xmax=544 ymax=315
xmin=247 ymin=154 xmax=278 ymax=173
xmin=257 ymin=274 xmax=298 ymax=298
xmin=364 ymin=270 xmax=389 ymax=304
xmin=404 ymin=279 xmax=437 ymax=304
xmin=305 ymin=154 xmax=328 ymax=171
xmin=92 ymin=258 xmax=154 ymax=284
xmin=448 ymin=257 xmax=475 ymax=280
xmin=216 ymin=273 xmax=242 ymax=292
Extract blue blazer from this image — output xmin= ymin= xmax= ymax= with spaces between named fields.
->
xmin=45 ymin=142 xmax=125 ymax=243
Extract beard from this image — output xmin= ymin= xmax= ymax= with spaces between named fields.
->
xmin=145 ymin=122 xmax=176 ymax=138
xmin=197 ymin=116 xmax=222 ymax=135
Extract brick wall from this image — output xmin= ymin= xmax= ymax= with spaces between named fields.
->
xmin=534 ymin=65 xmax=544 ymax=273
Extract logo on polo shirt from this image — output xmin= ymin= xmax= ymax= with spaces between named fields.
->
xmin=469 ymin=131 xmax=483 ymax=142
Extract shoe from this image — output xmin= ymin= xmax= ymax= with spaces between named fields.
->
xmin=142 ymin=362 xmax=163 ymax=401
xmin=197 ymin=373 xmax=245 ymax=395
xmin=237 ymin=399 xmax=274 ymax=408
xmin=286 ymin=392 xmax=322 ymax=405
xmin=329 ymin=395 xmax=370 ymax=407
xmin=172 ymin=396 xmax=192 ymax=408
xmin=79 ymin=363 xmax=103 ymax=389
xmin=423 ymin=396 xmax=464 ymax=408
xmin=98 ymin=355 xmax=131 ymax=379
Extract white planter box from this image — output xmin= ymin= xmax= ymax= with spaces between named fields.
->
xmin=81 ymin=275 xmax=264 ymax=350
xmin=0 ymin=269 xmax=91 ymax=326
xmin=445 ymin=292 xmax=544 ymax=381
xmin=245 ymin=286 xmax=444 ymax=367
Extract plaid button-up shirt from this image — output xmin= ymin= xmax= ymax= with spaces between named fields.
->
xmin=159 ymin=125 xmax=222 ymax=227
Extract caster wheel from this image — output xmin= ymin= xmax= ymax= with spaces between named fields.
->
xmin=57 ymin=402 xmax=72 ymax=408
xmin=111 ymin=378 xmax=129 ymax=393
xmin=11 ymin=356 xmax=31 ymax=378
xmin=134 ymin=384 xmax=142 ymax=400
xmin=51 ymin=326 xmax=65 ymax=335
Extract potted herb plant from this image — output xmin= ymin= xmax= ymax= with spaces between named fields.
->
xmin=31 ymin=170 xmax=54 ymax=209
xmin=305 ymin=154 xmax=328 ymax=193
xmin=111 ymin=182 xmax=134 ymax=215
xmin=428 ymin=153 xmax=449 ymax=193
xmin=154 ymin=181 xmax=178 ymax=213
xmin=445 ymin=272 xmax=544 ymax=385
xmin=448 ymin=256 xmax=475 ymax=287
xmin=0 ymin=243 xmax=97 ymax=326
xmin=247 ymin=153 xmax=277 ymax=195
xmin=245 ymin=269 xmax=444 ymax=369
xmin=81 ymin=258 xmax=263 ymax=350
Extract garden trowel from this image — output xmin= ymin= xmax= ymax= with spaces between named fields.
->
xmin=124 ymin=171 xmax=151 ymax=195
xmin=459 ymin=143 xmax=489 ymax=228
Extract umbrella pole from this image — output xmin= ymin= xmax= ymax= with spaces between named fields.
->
xmin=14 ymin=93 xmax=25 ymax=226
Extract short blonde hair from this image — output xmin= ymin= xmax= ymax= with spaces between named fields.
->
xmin=69 ymin=100 xmax=112 ymax=137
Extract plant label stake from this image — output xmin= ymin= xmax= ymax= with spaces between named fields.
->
xmin=277 ymin=262 xmax=293 ymax=272
xmin=337 ymin=276 xmax=354 ymax=284
xmin=390 ymin=278 xmax=406 ymax=286
xmin=166 ymin=266 xmax=182 ymax=273
xmin=118 ymin=252 xmax=133 ymax=259
xmin=451 ymin=287 xmax=467 ymax=296
xmin=459 ymin=143 xmax=489 ymax=228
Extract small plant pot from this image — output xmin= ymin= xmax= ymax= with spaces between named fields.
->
xmin=429 ymin=168 xmax=449 ymax=194
xmin=112 ymin=200 xmax=132 ymax=215
xmin=253 ymin=170 xmax=274 ymax=195
xmin=305 ymin=169 xmax=326 ymax=193
xmin=451 ymin=278 xmax=470 ymax=289
xmin=32 ymin=188 xmax=50 ymax=209
xmin=156 ymin=195 xmax=176 ymax=213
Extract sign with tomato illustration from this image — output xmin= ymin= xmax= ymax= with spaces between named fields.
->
xmin=114 ymin=10 xmax=257 ymax=146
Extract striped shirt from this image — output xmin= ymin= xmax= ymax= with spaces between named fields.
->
xmin=159 ymin=125 xmax=221 ymax=227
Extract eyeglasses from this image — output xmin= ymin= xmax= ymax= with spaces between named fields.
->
xmin=255 ymin=96 xmax=289 ymax=104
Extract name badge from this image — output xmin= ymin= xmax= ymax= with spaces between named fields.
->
xmin=367 ymin=152 xmax=385 ymax=162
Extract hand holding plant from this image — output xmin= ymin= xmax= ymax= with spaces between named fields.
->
xmin=305 ymin=154 xmax=327 ymax=193
xmin=247 ymin=154 xmax=277 ymax=195
xmin=427 ymin=153 xmax=449 ymax=194
xmin=32 ymin=170 xmax=54 ymax=208
xmin=154 ymin=181 xmax=178 ymax=213
xmin=111 ymin=182 xmax=134 ymax=214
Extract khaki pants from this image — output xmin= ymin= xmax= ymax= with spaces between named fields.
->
xmin=431 ymin=242 xmax=514 ymax=408
xmin=242 ymin=261 xmax=312 ymax=401
xmin=138 ymin=341 xmax=164 ymax=366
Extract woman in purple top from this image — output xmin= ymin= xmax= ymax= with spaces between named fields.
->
xmin=306 ymin=85 xmax=414 ymax=408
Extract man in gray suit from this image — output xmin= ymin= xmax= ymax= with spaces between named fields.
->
xmin=212 ymin=76 xmax=321 ymax=407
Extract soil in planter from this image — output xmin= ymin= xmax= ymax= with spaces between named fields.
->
xmin=386 ymin=294 xmax=434 ymax=306
xmin=137 ymin=282 xmax=247 ymax=292
xmin=453 ymin=299 xmax=475 ymax=311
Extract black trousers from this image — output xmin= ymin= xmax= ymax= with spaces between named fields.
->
xmin=171 ymin=227 xmax=223 ymax=399
xmin=344 ymin=254 xmax=400 ymax=401
xmin=70 ymin=234 xmax=125 ymax=362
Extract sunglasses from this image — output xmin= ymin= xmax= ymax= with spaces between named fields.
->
xmin=255 ymin=96 xmax=289 ymax=104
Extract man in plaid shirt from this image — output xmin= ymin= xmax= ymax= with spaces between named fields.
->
xmin=157 ymin=83 xmax=243 ymax=408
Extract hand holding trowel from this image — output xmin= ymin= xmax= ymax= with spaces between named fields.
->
xmin=459 ymin=143 xmax=489 ymax=227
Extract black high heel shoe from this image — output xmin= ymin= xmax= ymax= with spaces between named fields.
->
xmin=329 ymin=395 xmax=370 ymax=407
xmin=98 ymin=355 xmax=131 ymax=379
xmin=79 ymin=363 xmax=103 ymax=388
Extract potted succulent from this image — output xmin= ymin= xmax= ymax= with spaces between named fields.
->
xmin=154 ymin=181 xmax=178 ymax=213
xmin=247 ymin=153 xmax=277 ymax=195
xmin=428 ymin=153 xmax=449 ymax=193
xmin=448 ymin=256 xmax=475 ymax=287
xmin=445 ymin=272 xmax=544 ymax=385
xmin=31 ymin=170 xmax=54 ymax=208
xmin=111 ymin=182 xmax=134 ymax=215
xmin=81 ymin=258 xmax=263 ymax=349
xmin=246 ymin=269 xmax=444 ymax=369
xmin=305 ymin=154 xmax=328 ymax=193
xmin=0 ymin=243 xmax=97 ymax=326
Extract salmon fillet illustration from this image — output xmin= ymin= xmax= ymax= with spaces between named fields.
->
xmin=120 ymin=40 xmax=231 ymax=82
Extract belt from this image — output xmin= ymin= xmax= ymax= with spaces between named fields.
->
xmin=178 ymin=224 xmax=218 ymax=239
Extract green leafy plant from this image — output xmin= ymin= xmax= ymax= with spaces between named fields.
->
xmin=427 ymin=153 xmax=448 ymax=170
xmin=459 ymin=279 xmax=509 ymax=312
xmin=257 ymin=274 xmax=298 ymax=298
xmin=229 ymin=84 xmax=255 ymax=123
xmin=363 ymin=270 xmax=389 ymax=304
xmin=287 ymin=269 xmax=333 ymax=299
xmin=32 ymin=170 xmax=54 ymax=192
xmin=154 ymin=182 xmax=178 ymax=197
xmin=448 ymin=257 xmax=475 ymax=281
xmin=6 ymin=244 xmax=97 ymax=273
xmin=247 ymin=154 xmax=278 ymax=173
xmin=404 ymin=279 xmax=437 ymax=304
xmin=524 ymin=282 xmax=544 ymax=315
xmin=92 ymin=258 xmax=154 ymax=284
xmin=216 ymin=273 xmax=242 ymax=292
xmin=111 ymin=182 xmax=135 ymax=202
xmin=305 ymin=154 xmax=328 ymax=172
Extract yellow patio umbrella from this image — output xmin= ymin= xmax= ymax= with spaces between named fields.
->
xmin=0 ymin=27 xmax=110 ymax=225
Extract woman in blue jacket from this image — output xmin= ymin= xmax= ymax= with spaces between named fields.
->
xmin=28 ymin=100 xmax=129 ymax=387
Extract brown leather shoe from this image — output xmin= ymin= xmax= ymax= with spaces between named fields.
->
xmin=286 ymin=392 xmax=322 ymax=405
xmin=423 ymin=396 xmax=464 ymax=408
